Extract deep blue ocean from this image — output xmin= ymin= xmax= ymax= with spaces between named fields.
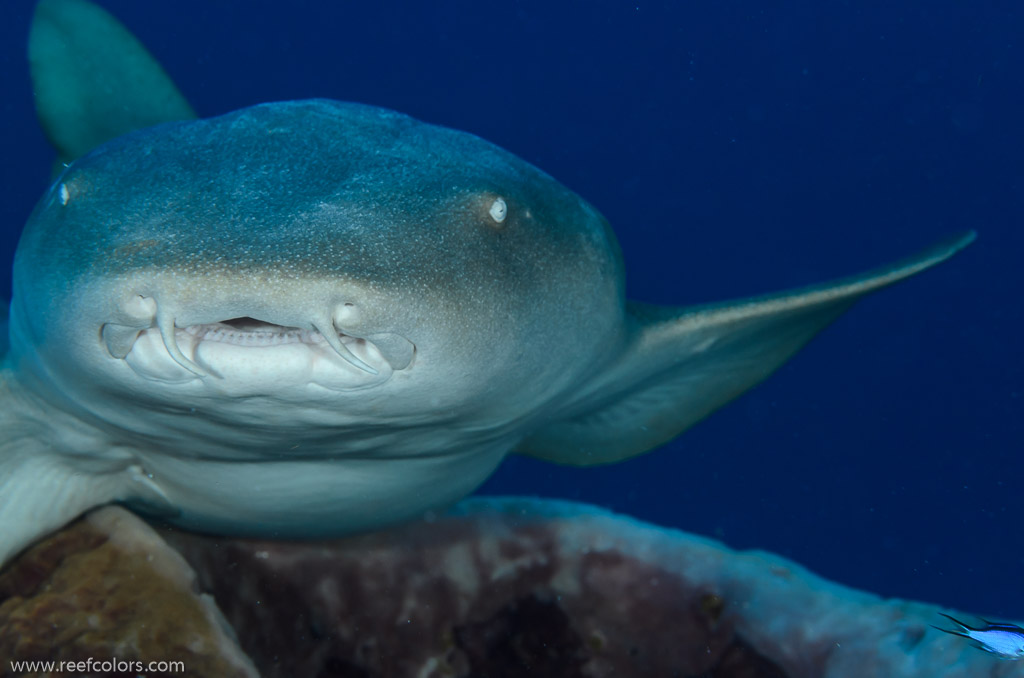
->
xmin=1 ymin=1 xmax=1020 ymax=619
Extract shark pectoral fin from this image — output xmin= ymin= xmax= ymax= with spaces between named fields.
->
xmin=29 ymin=0 xmax=197 ymax=167
xmin=0 ymin=449 xmax=168 ymax=567
xmin=517 ymin=231 xmax=975 ymax=466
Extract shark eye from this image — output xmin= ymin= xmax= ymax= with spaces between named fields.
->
xmin=488 ymin=197 xmax=507 ymax=224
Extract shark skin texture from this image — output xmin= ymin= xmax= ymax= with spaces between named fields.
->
xmin=0 ymin=0 xmax=974 ymax=567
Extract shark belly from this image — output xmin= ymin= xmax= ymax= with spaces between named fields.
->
xmin=128 ymin=441 xmax=510 ymax=538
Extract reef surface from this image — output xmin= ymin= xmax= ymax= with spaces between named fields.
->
xmin=1 ymin=499 xmax=1020 ymax=677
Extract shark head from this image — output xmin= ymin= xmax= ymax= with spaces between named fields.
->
xmin=10 ymin=100 xmax=625 ymax=450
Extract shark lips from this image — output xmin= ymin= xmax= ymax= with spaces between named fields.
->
xmin=101 ymin=312 xmax=415 ymax=386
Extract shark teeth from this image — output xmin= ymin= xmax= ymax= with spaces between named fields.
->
xmin=183 ymin=323 xmax=327 ymax=346
xmin=181 ymin=319 xmax=378 ymax=375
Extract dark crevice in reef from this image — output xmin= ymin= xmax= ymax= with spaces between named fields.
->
xmin=705 ymin=637 xmax=791 ymax=678
xmin=450 ymin=594 xmax=789 ymax=678
xmin=454 ymin=595 xmax=589 ymax=678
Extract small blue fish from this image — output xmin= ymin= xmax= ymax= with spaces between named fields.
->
xmin=934 ymin=613 xmax=1024 ymax=659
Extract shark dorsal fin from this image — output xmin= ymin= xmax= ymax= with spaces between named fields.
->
xmin=29 ymin=0 xmax=197 ymax=168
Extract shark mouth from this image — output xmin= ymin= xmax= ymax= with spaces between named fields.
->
xmin=185 ymin=317 xmax=329 ymax=345
xmin=102 ymin=315 xmax=415 ymax=380
xmin=181 ymin=317 xmax=382 ymax=371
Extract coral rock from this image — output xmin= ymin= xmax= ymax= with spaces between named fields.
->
xmin=5 ymin=499 xmax=1024 ymax=677
xmin=162 ymin=498 xmax=1024 ymax=678
xmin=0 ymin=507 xmax=257 ymax=677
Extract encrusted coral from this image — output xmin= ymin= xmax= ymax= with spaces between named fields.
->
xmin=0 ymin=508 xmax=256 ymax=677
xmin=2 ymin=500 xmax=1020 ymax=677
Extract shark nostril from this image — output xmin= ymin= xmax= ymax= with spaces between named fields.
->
xmin=123 ymin=294 xmax=157 ymax=324
xmin=332 ymin=302 xmax=362 ymax=331
xmin=102 ymin=324 xmax=142 ymax=359
xmin=102 ymin=295 xmax=159 ymax=359
xmin=333 ymin=302 xmax=359 ymax=326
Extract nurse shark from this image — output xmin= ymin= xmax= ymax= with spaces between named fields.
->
xmin=0 ymin=0 xmax=973 ymax=566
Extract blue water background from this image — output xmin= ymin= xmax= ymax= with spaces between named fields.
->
xmin=0 ymin=1 xmax=1020 ymax=618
